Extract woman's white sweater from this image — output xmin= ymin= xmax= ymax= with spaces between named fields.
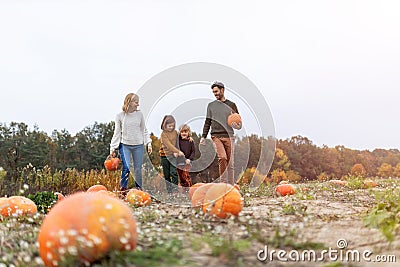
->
xmin=109 ymin=111 xmax=152 ymax=154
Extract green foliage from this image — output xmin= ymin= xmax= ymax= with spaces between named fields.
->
xmin=27 ymin=191 xmax=58 ymax=213
xmin=268 ymin=227 xmax=325 ymax=250
xmin=363 ymin=187 xmax=400 ymax=241
xmin=200 ymin=234 xmax=250 ymax=260
xmin=100 ymin=239 xmax=185 ymax=267
xmin=344 ymin=175 xmax=365 ymax=190
xmin=281 ymin=202 xmax=307 ymax=215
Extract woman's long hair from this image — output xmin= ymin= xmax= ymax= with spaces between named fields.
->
xmin=122 ymin=93 xmax=139 ymax=113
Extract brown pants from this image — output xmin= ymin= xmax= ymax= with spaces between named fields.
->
xmin=177 ymin=164 xmax=192 ymax=187
xmin=211 ymin=136 xmax=235 ymax=184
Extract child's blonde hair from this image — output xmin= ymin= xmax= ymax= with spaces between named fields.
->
xmin=179 ymin=124 xmax=192 ymax=137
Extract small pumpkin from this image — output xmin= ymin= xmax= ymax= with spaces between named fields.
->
xmin=363 ymin=179 xmax=377 ymax=188
xmin=191 ymin=183 xmax=213 ymax=208
xmin=329 ymin=179 xmax=347 ymax=187
xmin=54 ymin=192 xmax=65 ymax=202
xmin=0 ymin=196 xmax=38 ymax=217
xmin=87 ymin=184 xmax=108 ymax=193
xmin=38 ymin=192 xmax=137 ymax=267
xmin=126 ymin=189 xmax=151 ymax=207
xmin=202 ymin=183 xmax=243 ymax=218
xmin=275 ymin=184 xmax=296 ymax=197
xmin=188 ymin=183 xmax=205 ymax=200
xmin=227 ymin=113 xmax=242 ymax=127
xmin=104 ymin=157 xmax=121 ymax=171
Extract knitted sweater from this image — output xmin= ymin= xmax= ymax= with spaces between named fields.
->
xmin=202 ymin=99 xmax=239 ymax=138
xmin=160 ymin=130 xmax=181 ymax=156
xmin=177 ymin=136 xmax=195 ymax=166
xmin=109 ymin=111 xmax=151 ymax=154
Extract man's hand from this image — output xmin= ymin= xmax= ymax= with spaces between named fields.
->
xmin=231 ymin=122 xmax=242 ymax=130
xmin=147 ymin=145 xmax=152 ymax=154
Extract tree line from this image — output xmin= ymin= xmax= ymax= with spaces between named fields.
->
xmin=1 ymin=121 xmax=400 ymax=185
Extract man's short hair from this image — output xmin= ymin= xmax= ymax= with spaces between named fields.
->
xmin=211 ymin=81 xmax=225 ymax=89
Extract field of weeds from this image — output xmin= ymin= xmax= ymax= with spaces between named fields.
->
xmin=1 ymin=177 xmax=400 ymax=267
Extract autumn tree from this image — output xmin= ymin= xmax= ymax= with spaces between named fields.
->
xmin=393 ymin=163 xmax=400 ymax=178
xmin=377 ymin=163 xmax=393 ymax=178
xmin=350 ymin=163 xmax=366 ymax=177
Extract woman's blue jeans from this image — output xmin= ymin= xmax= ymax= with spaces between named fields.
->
xmin=119 ymin=143 xmax=144 ymax=189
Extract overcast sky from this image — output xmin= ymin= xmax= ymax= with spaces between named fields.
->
xmin=1 ymin=1 xmax=399 ymax=151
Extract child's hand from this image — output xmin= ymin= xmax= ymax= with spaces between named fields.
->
xmin=189 ymin=137 xmax=194 ymax=142
xmin=185 ymin=159 xmax=191 ymax=165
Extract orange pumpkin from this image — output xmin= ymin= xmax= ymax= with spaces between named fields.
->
xmin=0 ymin=197 xmax=9 ymax=216
xmin=191 ymin=183 xmax=213 ymax=208
xmin=54 ymin=192 xmax=65 ymax=202
xmin=227 ymin=113 xmax=242 ymax=127
xmin=202 ymin=183 xmax=243 ymax=218
xmin=329 ymin=179 xmax=347 ymax=186
xmin=188 ymin=183 xmax=205 ymax=200
xmin=126 ymin=189 xmax=151 ymax=207
xmin=38 ymin=192 xmax=137 ymax=267
xmin=104 ymin=157 xmax=121 ymax=171
xmin=363 ymin=179 xmax=377 ymax=188
xmin=275 ymin=184 xmax=296 ymax=197
xmin=0 ymin=196 xmax=37 ymax=217
xmin=87 ymin=184 xmax=108 ymax=193
xmin=97 ymin=190 xmax=118 ymax=198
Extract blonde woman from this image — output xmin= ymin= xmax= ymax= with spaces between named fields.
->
xmin=109 ymin=93 xmax=152 ymax=192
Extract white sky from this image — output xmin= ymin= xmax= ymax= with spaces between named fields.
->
xmin=0 ymin=1 xmax=399 ymax=150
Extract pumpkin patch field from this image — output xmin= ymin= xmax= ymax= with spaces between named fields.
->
xmin=2 ymin=176 xmax=400 ymax=266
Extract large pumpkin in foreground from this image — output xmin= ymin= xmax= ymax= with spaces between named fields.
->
xmin=38 ymin=192 xmax=137 ymax=267
xmin=202 ymin=183 xmax=243 ymax=218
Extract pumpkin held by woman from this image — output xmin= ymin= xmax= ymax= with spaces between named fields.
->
xmin=104 ymin=157 xmax=121 ymax=171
